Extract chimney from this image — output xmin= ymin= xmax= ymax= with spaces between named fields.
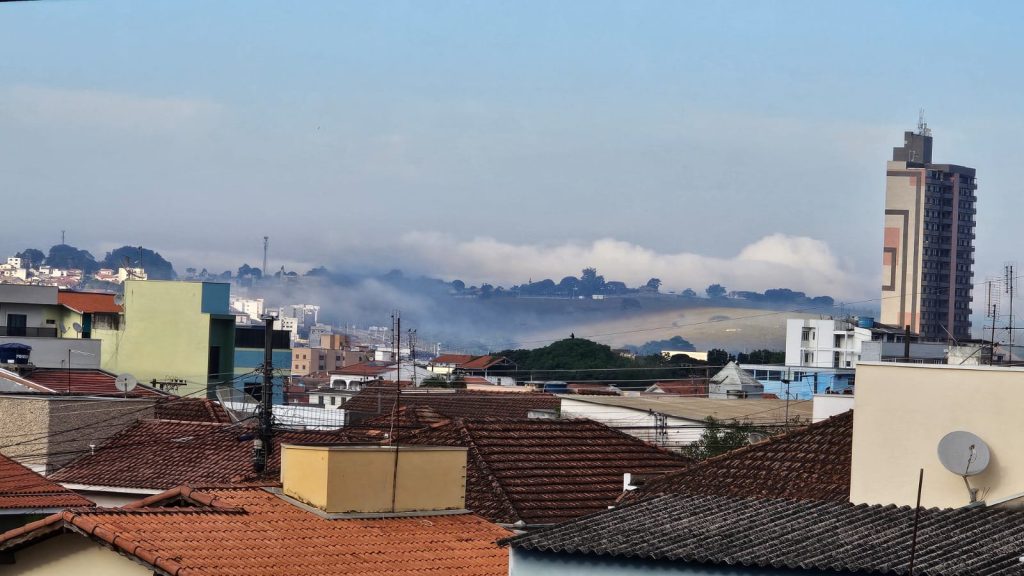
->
xmin=280 ymin=444 xmax=468 ymax=515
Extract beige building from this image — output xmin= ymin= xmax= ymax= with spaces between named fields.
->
xmin=851 ymin=362 xmax=1024 ymax=509
xmin=880 ymin=122 xmax=976 ymax=341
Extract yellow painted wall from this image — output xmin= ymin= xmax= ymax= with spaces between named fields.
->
xmin=851 ymin=362 xmax=1024 ymax=508
xmin=100 ymin=281 xmax=221 ymax=397
xmin=282 ymin=444 xmax=468 ymax=514
xmin=8 ymin=533 xmax=150 ymax=575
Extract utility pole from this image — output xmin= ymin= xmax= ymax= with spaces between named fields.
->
xmin=252 ymin=315 xmax=275 ymax=474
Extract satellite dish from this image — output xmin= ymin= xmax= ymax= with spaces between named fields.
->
xmin=72 ymin=322 xmax=83 ymax=335
xmin=115 ymin=373 xmax=138 ymax=393
xmin=938 ymin=431 xmax=990 ymax=477
xmin=114 ymin=294 xmax=124 ymax=306
xmin=59 ymin=322 xmax=68 ymax=335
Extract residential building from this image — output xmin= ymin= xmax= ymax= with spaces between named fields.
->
xmin=0 ymin=453 xmax=92 ymax=532
xmin=428 ymin=354 xmax=476 ymax=375
xmin=881 ymin=123 xmax=976 ymax=341
xmin=229 ymin=296 xmax=264 ymax=322
xmin=402 ymin=417 xmax=691 ymax=526
xmin=643 ymin=379 xmax=709 ymax=395
xmin=850 ymin=362 xmax=1024 ymax=509
xmin=3 ymin=446 xmax=511 ymax=575
xmin=504 ymin=493 xmax=1024 ymax=575
xmin=97 ymin=280 xmax=235 ymax=399
xmin=785 ymin=318 xmax=872 ymax=369
xmin=558 ymin=395 xmax=812 ymax=451
xmin=0 ymin=285 xmax=102 ymax=369
xmin=233 ymin=325 xmax=291 ymax=404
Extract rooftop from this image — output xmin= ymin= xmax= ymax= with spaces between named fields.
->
xmin=152 ymin=398 xmax=232 ymax=423
xmin=0 ymin=486 xmax=511 ymax=575
xmin=17 ymin=368 xmax=167 ymax=398
xmin=505 ymin=493 xmax=1024 ymax=576
xmin=622 ymin=411 xmax=852 ymax=503
xmin=56 ymin=290 xmax=122 ymax=314
xmin=431 ymin=354 xmax=476 ymax=365
xmin=48 ymin=419 xmax=380 ymax=490
xmin=344 ymin=383 xmax=560 ymax=421
xmin=558 ymin=394 xmax=812 ymax=424
xmin=403 ymin=418 xmax=691 ymax=525
xmin=0 ymin=453 xmax=93 ymax=511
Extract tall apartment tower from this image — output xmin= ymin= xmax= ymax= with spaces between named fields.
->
xmin=881 ymin=120 xmax=977 ymax=341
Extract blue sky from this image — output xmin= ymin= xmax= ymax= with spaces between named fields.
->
xmin=2 ymin=0 xmax=1022 ymax=305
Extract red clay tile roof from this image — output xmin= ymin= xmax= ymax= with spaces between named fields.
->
xmin=645 ymin=379 xmax=709 ymax=396
xmin=153 ymin=398 xmax=231 ymax=423
xmin=402 ymin=418 xmax=692 ymax=525
xmin=622 ymin=410 xmax=853 ymax=503
xmin=431 ymin=354 xmax=475 ymax=365
xmin=48 ymin=420 xmax=382 ymax=490
xmin=344 ymin=383 xmax=560 ymax=422
xmin=330 ymin=361 xmax=394 ymax=377
xmin=0 ymin=453 xmax=93 ymax=510
xmin=460 ymin=356 xmax=510 ymax=370
xmin=57 ymin=290 xmax=122 ymax=314
xmin=23 ymin=368 xmax=168 ymax=398
xmin=0 ymin=486 xmax=510 ymax=575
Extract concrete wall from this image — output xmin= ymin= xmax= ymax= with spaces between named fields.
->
xmin=811 ymin=394 xmax=854 ymax=422
xmin=880 ymin=162 xmax=925 ymax=333
xmin=0 ymin=395 xmax=156 ymax=473
xmin=560 ymin=398 xmax=702 ymax=450
xmin=850 ymin=362 xmax=1024 ymax=508
xmin=5 ymin=533 xmax=150 ymax=575
xmin=0 ymin=337 xmax=101 ymax=369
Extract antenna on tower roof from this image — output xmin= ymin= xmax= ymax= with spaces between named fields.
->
xmin=917 ymin=108 xmax=932 ymax=137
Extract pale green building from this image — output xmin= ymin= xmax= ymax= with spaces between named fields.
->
xmin=97 ymin=280 xmax=235 ymax=398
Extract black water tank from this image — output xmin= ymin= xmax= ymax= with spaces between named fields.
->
xmin=0 ymin=343 xmax=31 ymax=365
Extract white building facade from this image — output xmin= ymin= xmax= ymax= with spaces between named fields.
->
xmin=785 ymin=318 xmax=872 ymax=369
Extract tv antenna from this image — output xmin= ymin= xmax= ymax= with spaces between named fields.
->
xmin=115 ymin=373 xmax=138 ymax=398
xmin=937 ymin=430 xmax=990 ymax=503
xmin=1006 ymin=263 xmax=1016 ymax=362
xmin=985 ymin=278 xmax=1001 ymax=364
xmin=917 ymin=108 xmax=932 ymax=137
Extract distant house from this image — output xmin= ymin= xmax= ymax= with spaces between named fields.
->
xmin=708 ymin=361 xmax=764 ymax=399
xmin=643 ymin=378 xmax=708 ymax=396
xmin=342 ymin=382 xmax=560 ymax=425
xmin=428 ymin=353 xmax=476 ymax=375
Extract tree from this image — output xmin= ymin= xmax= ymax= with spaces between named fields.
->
xmin=44 ymin=244 xmax=98 ymax=273
xmin=707 ymin=349 xmax=731 ymax=367
xmin=681 ymin=288 xmax=697 ymax=298
xmin=558 ymin=276 xmax=580 ymax=297
xmin=102 ymin=246 xmax=176 ymax=280
xmin=706 ymin=283 xmax=726 ymax=298
xmin=237 ymin=264 xmax=262 ymax=279
xmin=451 ymin=279 xmax=466 ymax=292
xmin=305 ymin=266 xmax=329 ymax=277
xmin=681 ymin=417 xmax=769 ymax=461
xmin=579 ymin=267 xmax=605 ymax=297
xmin=15 ymin=248 xmax=44 ymax=269
xmin=645 ymin=278 xmax=662 ymax=292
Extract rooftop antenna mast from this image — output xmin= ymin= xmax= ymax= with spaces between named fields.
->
xmin=262 ymin=236 xmax=269 ymax=280
xmin=986 ymin=278 xmax=1001 ymax=364
xmin=917 ymin=108 xmax=932 ymax=137
xmin=1006 ymin=264 xmax=1016 ymax=364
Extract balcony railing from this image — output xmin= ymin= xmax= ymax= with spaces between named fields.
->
xmin=0 ymin=327 xmax=59 ymax=338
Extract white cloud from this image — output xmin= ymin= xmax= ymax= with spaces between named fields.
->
xmin=385 ymin=232 xmax=870 ymax=301
xmin=0 ymin=85 xmax=218 ymax=132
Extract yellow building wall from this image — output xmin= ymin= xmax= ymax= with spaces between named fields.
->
xmin=282 ymin=444 xmax=468 ymax=514
xmin=850 ymin=362 xmax=1024 ymax=508
xmin=100 ymin=281 xmax=212 ymax=397
xmin=8 ymin=533 xmax=150 ymax=575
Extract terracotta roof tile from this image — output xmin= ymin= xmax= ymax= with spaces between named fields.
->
xmin=431 ymin=354 xmax=476 ymax=365
xmin=0 ymin=453 xmax=93 ymax=509
xmin=344 ymin=383 xmax=560 ymax=421
xmin=623 ymin=410 xmax=853 ymax=503
xmin=505 ymin=493 xmax=1024 ymax=576
xmin=23 ymin=368 xmax=167 ymax=398
xmin=0 ymin=486 xmax=510 ymax=575
xmin=402 ymin=418 xmax=692 ymax=525
xmin=152 ymin=398 xmax=231 ymax=423
xmin=57 ymin=290 xmax=122 ymax=314
xmin=460 ymin=356 xmax=510 ymax=370
xmin=49 ymin=420 xmax=381 ymax=490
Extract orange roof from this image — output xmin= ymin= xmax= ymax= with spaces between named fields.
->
xmin=0 ymin=486 xmax=511 ymax=575
xmin=0 ymin=453 xmax=93 ymax=510
xmin=57 ymin=290 xmax=122 ymax=314
xmin=460 ymin=356 xmax=510 ymax=370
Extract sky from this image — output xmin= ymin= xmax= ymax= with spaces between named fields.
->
xmin=2 ymin=0 xmax=1024 ymax=304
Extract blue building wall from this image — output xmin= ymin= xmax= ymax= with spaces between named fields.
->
xmin=234 ymin=348 xmax=292 ymax=405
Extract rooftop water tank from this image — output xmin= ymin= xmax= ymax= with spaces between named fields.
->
xmin=857 ymin=317 xmax=875 ymax=329
xmin=0 ymin=343 xmax=31 ymax=365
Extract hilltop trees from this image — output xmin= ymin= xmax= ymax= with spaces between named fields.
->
xmin=44 ymin=244 xmax=99 ymax=273
xmin=102 ymin=246 xmax=176 ymax=280
xmin=14 ymin=248 xmax=44 ymax=268
xmin=706 ymin=284 xmax=727 ymax=298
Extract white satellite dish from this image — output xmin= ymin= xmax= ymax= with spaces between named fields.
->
xmin=115 ymin=373 xmax=138 ymax=394
xmin=114 ymin=294 xmax=124 ymax=306
xmin=937 ymin=430 xmax=990 ymax=477
xmin=72 ymin=322 xmax=83 ymax=335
